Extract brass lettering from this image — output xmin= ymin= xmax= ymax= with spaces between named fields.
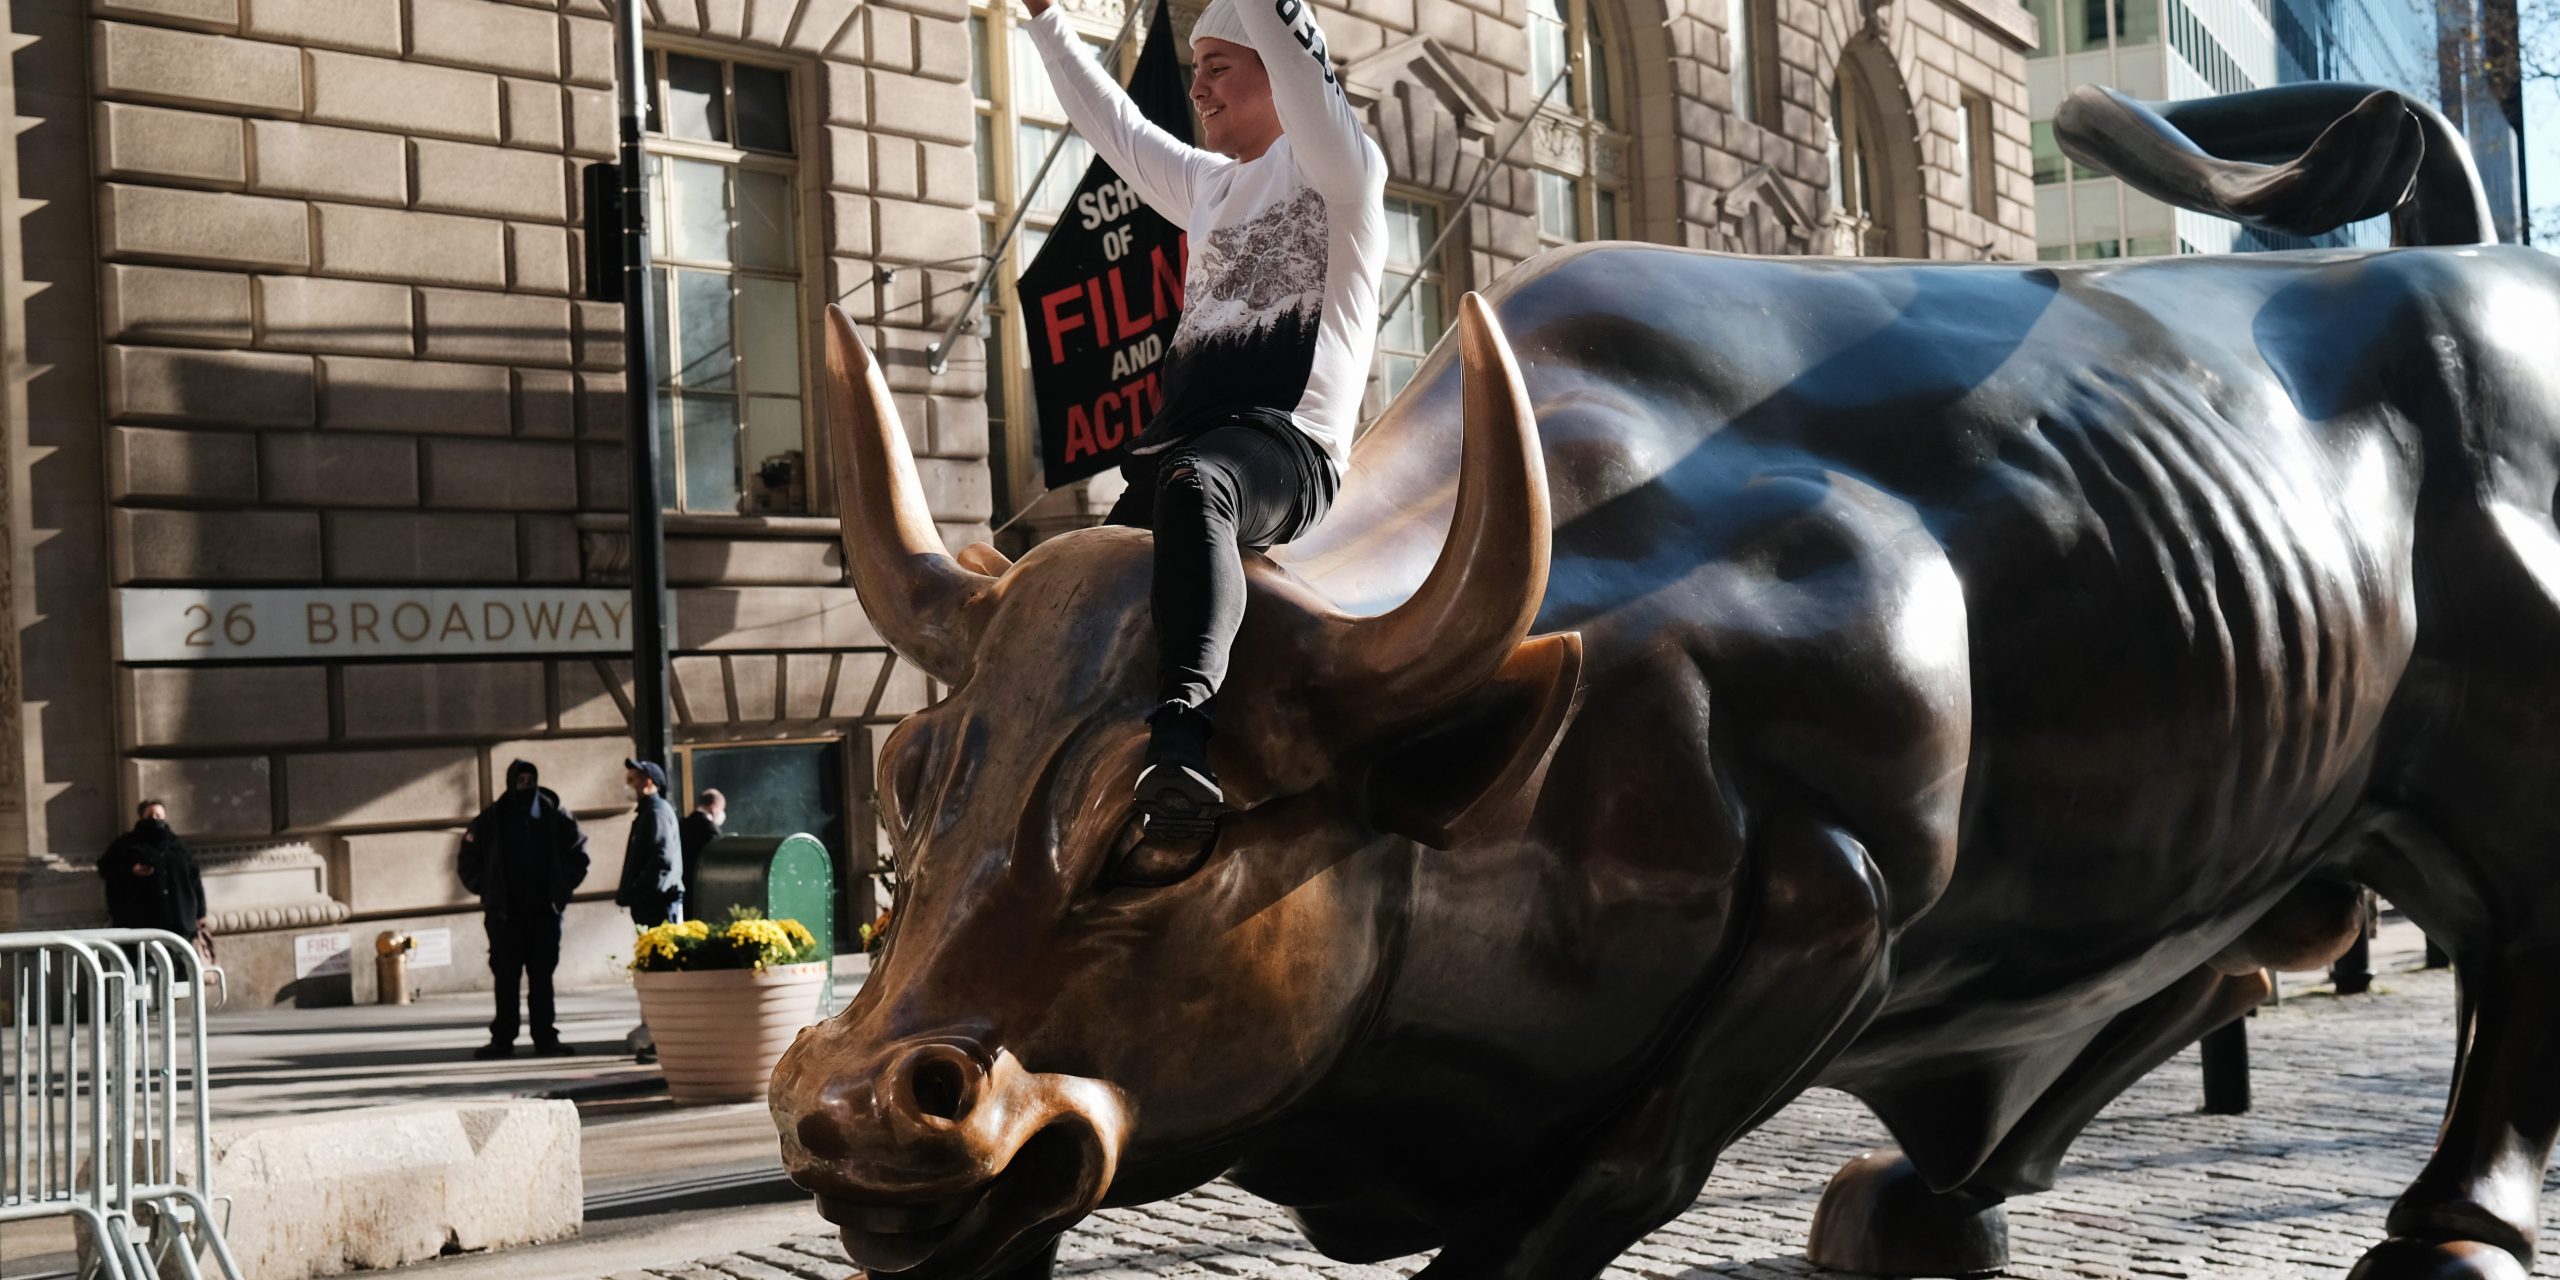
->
xmin=569 ymin=602 xmax=602 ymax=640
xmin=482 ymin=602 xmax=516 ymax=643
xmin=605 ymin=598 xmax=632 ymax=638
xmin=351 ymin=602 xmax=381 ymax=644
xmin=528 ymin=601 xmax=564 ymax=640
xmin=439 ymin=602 xmax=473 ymax=642
xmin=307 ymin=603 xmax=338 ymax=645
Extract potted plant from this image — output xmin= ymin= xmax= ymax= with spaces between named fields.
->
xmin=630 ymin=909 xmax=827 ymax=1104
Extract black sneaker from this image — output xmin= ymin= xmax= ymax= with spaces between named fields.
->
xmin=472 ymin=1041 xmax=515 ymax=1060
xmin=532 ymin=1042 xmax=575 ymax=1058
xmin=1135 ymin=760 xmax=1224 ymax=844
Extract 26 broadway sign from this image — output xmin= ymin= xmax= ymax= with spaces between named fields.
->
xmin=119 ymin=588 xmax=647 ymax=662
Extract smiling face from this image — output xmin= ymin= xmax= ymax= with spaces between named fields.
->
xmin=1190 ymin=37 xmax=1282 ymax=161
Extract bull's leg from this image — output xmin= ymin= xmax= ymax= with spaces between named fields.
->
xmin=1807 ymin=964 xmax=2271 ymax=1277
xmin=2342 ymin=942 xmax=2560 ymax=1280
xmin=1414 ymin=810 xmax=1892 ymax=1280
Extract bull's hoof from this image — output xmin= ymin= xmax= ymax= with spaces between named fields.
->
xmin=1805 ymin=1150 xmax=2008 ymax=1277
xmin=2346 ymin=1239 xmax=2530 ymax=1280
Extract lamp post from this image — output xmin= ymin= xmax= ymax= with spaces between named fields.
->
xmin=613 ymin=0 xmax=674 ymax=773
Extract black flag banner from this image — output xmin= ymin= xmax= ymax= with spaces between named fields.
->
xmin=1019 ymin=0 xmax=1191 ymax=489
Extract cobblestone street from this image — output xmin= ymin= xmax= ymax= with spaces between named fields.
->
xmin=613 ymin=936 xmax=2558 ymax=1280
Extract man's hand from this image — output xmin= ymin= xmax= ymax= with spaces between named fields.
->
xmin=1023 ymin=0 xmax=1052 ymax=15
xmin=131 ymin=863 xmax=155 ymax=877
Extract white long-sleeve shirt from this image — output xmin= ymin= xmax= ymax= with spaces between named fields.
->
xmin=1026 ymin=0 xmax=1386 ymax=476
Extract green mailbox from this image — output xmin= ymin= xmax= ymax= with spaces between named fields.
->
xmin=694 ymin=832 xmax=836 ymax=1007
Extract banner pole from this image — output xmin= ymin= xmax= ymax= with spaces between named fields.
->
xmin=617 ymin=0 xmax=676 ymax=773
xmin=929 ymin=0 xmax=1153 ymax=374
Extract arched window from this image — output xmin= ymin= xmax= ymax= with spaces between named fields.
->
xmin=1826 ymin=64 xmax=1890 ymax=255
xmin=1526 ymin=0 xmax=1629 ymax=247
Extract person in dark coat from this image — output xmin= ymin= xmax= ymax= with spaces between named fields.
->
xmin=99 ymin=800 xmax=207 ymax=940
xmin=459 ymin=760 xmax=588 ymax=1059
xmin=616 ymin=760 xmax=685 ymax=928
xmin=617 ymin=759 xmax=685 ymax=1066
xmin=678 ymin=788 xmax=725 ymax=902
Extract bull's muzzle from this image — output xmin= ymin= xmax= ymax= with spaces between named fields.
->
xmin=772 ymin=1027 xmax=1131 ymax=1279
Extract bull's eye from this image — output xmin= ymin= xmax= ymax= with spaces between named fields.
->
xmin=1098 ymin=814 xmax=1215 ymax=890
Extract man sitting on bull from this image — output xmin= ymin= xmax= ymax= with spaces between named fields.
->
xmin=1022 ymin=0 xmax=1387 ymax=840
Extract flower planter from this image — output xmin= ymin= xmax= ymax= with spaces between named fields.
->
xmin=633 ymin=962 xmax=828 ymax=1104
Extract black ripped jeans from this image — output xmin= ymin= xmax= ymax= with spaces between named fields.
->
xmin=1106 ymin=412 xmax=1337 ymax=726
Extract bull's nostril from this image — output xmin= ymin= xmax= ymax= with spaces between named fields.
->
xmin=911 ymin=1056 xmax=968 ymax=1121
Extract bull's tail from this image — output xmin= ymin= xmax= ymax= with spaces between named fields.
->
xmin=2053 ymin=84 xmax=2495 ymax=247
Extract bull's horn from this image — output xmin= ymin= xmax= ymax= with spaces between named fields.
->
xmin=824 ymin=304 xmax=995 ymax=684
xmin=1331 ymin=293 xmax=1550 ymax=729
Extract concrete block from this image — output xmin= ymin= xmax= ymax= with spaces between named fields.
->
xmin=247 ymin=120 xmax=409 ymax=205
xmin=863 ymin=5 xmax=915 ymax=71
xmin=95 ymin=0 xmax=237 ymax=28
xmin=101 ymin=183 xmax=309 ymax=271
xmin=309 ymin=49 xmax=502 ymax=142
xmin=114 ymin=508 xmax=322 ymax=583
xmin=520 ymin=514 xmax=579 ymax=582
xmin=96 ymin=102 xmax=244 ymax=188
xmin=914 ymin=14 xmax=971 ymax=82
xmin=670 ymin=653 xmax=727 ymax=723
xmin=672 ymin=586 xmax=884 ymax=651
xmin=315 ymin=204 xmax=509 ymax=288
xmin=572 ymin=299 xmax=623 ymax=370
xmin=578 ymin=443 xmax=627 ymax=509
xmin=782 ymin=651 xmax=832 ymax=720
xmin=409 ymin=0 xmax=562 ymax=78
xmin=243 ymin=0 xmax=403 ymax=53
xmin=927 ymin=393 xmax=987 ymax=457
xmin=123 ymin=665 xmax=328 ymax=751
xmin=258 ymin=276 xmax=415 ymax=357
xmin=577 ymin=372 xmax=624 ymax=439
xmin=320 ymin=355 xmax=512 ymax=434
xmin=558 ymin=659 xmax=631 ymax=730
xmin=866 ymin=71 xmax=971 ymax=145
xmin=874 ymin=653 xmax=931 ymax=717
xmin=503 ymin=78 xmax=566 ymax=149
xmin=108 ymin=344 xmax=314 ymax=427
xmin=323 ymin=511 xmax=518 ymax=581
xmin=789 ymin=0 xmax=861 ymax=53
xmin=93 ymin=21 xmax=302 ymax=115
xmin=340 ymin=831 xmax=474 ymax=916
xmin=580 ymin=811 xmax=632 ymax=896
xmin=260 ymin=432 xmax=419 ymax=506
xmin=285 ymin=744 xmax=482 ymax=827
xmin=825 ymin=128 xmax=872 ymax=193
xmin=510 ymin=222 xmax=573 ymax=295
xmin=110 ymin=426 xmax=259 ymax=503
xmin=871 ymin=136 xmax=922 ymax=200
xmin=874 ymin=0 xmax=966 ymax=23
xmin=516 ymin=368 xmax=577 ymax=438
xmin=200 ymin=1100 xmax=578 ymax=1278
xmin=566 ymin=86 xmax=615 ymax=159
xmin=822 ymin=61 xmax=868 ymax=127
xmin=103 ymin=264 xmax=252 ymax=346
xmin=417 ymin=287 xmax=573 ymax=366
xmin=664 ymin=536 xmax=841 ymax=586
xmin=912 ymin=456 xmax=991 ymax=522
xmin=421 ymin=438 xmax=579 ymax=510
xmin=486 ymin=735 xmax=628 ymax=812
xmin=872 ymin=196 xmax=972 ymax=263
xmin=730 ymin=653 xmax=780 ymax=721
xmin=563 ymin=14 xmax=613 ymax=86
xmin=414 ymin=139 xmax=568 ymax=221
xmin=342 ymin=661 xmax=548 ymax=740
xmin=919 ymin=139 xmax=974 ymax=208
xmin=825 ymin=650 xmax=889 ymax=719
xmin=126 ymin=755 xmax=272 ymax=840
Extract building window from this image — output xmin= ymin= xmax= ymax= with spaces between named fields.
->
xmin=1377 ymin=195 xmax=1446 ymax=400
xmin=2031 ymin=120 xmax=2064 ymax=184
xmin=644 ymin=52 xmax=807 ymax=515
xmin=1725 ymin=0 xmax=1771 ymax=123
xmin=971 ymin=3 xmax=1125 ymax=520
xmin=1528 ymin=0 xmax=1629 ymax=249
xmin=1827 ymin=72 xmax=1890 ymax=255
xmin=1959 ymin=92 xmax=1996 ymax=214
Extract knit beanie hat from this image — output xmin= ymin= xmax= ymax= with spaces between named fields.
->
xmin=1189 ymin=0 xmax=1249 ymax=49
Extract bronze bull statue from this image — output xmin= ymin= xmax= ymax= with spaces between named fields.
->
xmin=772 ymin=84 xmax=2560 ymax=1280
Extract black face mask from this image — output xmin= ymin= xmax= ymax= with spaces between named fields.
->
xmin=139 ymin=818 xmax=169 ymax=832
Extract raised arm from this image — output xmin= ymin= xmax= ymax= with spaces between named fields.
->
xmin=1231 ymin=0 xmax=1381 ymax=197
xmin=1022 ymin=4 xmax=1221 ymax=228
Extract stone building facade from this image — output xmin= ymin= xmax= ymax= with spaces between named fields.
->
xmin=0 ymin=0 xmax=2031 ymax=1002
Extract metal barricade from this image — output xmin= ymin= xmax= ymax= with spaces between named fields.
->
xmin=2 ymin=930 xmax=241 ymax=1280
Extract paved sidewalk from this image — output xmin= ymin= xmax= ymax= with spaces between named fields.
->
xmin=590 ymin=921 xmax=2560 ymax=1280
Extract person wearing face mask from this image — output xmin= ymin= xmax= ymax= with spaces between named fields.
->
xmin=1021 ymin=0 xmax=1386 ymax=843
xmin=99 ymin=799 xmax=209 ymax=948
xmin=459 ymin=760 xmax=589 ymax=1059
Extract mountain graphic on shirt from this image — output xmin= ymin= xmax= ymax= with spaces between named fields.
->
xmin=1171 ymin=186 xmax=1330 ymax=353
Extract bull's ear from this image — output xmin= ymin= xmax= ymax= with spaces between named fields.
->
xmin=1366 ymin=631 xmax=1583 ymax=850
